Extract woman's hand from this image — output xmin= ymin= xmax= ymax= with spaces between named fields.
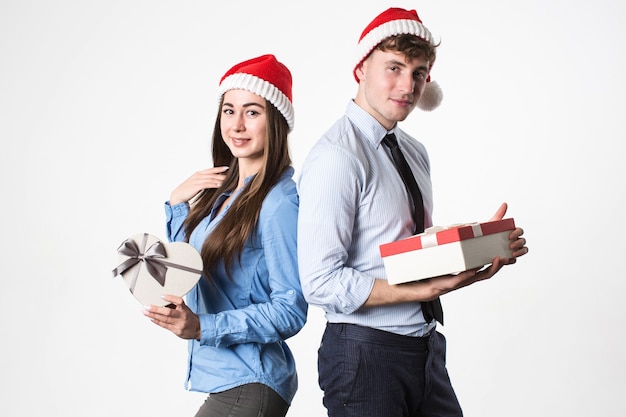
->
xmin=169 ymin=166 xmax=229 ymax=205
xmin=142 ymin=295 xmax=201 ymax=340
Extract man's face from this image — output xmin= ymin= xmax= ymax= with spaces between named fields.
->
xmin=355 ymin=49 xmax=430 ymax=130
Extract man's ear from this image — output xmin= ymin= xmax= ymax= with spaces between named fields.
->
xmin=355 ymin=63 xmax=366 ymax=81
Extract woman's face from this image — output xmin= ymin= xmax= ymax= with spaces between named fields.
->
xmin=220 ymin=89 xmax=267 ymax=170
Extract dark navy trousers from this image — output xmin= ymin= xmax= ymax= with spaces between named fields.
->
xmin=318 ymin=323 xmax=463 ymax=417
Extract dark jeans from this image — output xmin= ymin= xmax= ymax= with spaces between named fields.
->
xmin=194 ymin=383 xmax=289 ymax=417
xmin=318 ymin=323 xmax=463 ymax=417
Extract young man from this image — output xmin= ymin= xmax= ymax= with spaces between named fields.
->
xmin=297 ymin=7 xmax=528 ymax=417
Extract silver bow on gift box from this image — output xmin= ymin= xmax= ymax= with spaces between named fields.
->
xmin=112 ymin=233 xmax=203 ymax=294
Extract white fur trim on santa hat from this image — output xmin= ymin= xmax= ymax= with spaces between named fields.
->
xmin=218 ymin=72 xmax=295 ymax=131
xmin=354 ymin=19 xmax=434 ymax=72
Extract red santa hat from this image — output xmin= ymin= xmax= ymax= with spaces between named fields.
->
xmin=354 ymin=7 xmax=443 ymax=111
xmin=218 ymin=54 xmax=294 ymax=131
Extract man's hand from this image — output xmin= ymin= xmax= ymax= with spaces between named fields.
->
xmin=366 ymin=202 xmax=529 ymax=306
xmin=490 ymin=202 xmax=529 ymax=264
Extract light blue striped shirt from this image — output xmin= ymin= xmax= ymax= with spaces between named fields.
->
xmin=297 ymin=100 xmax=436 ymax=336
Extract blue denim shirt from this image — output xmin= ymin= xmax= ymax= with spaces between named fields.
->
xmin=164 ymin=167 xmax=307 ymax=404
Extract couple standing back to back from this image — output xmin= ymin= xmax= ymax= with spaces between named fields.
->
xmin=142 ymin=6 xmax=529 ymax=417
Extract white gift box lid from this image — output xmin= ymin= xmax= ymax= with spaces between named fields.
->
xmin=112 ymin=233 xmax=203 ymax=306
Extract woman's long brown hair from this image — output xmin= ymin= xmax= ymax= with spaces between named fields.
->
xmin=183 ymin=97 xmax=292 ymax=281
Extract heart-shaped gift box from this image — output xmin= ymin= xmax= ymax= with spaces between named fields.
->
xmin=112 ymin=233 xmax=203 ymax=306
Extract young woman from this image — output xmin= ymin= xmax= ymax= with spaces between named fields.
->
xmin=143 ymin=54 xmax=307 ymax=417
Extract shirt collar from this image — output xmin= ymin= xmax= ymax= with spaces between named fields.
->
xmin=228 ymin=166 xmax=294 ymax=196
xmin=346 ymin=100 xmax=398 ymax=148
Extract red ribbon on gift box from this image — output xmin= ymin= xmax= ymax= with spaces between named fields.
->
xmin=380 ymin=218 xmax=515 ymax=257
xmin=112 ymin=233 xmax=203 ymax=293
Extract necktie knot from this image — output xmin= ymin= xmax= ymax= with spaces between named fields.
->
xmin=382 ymin=133 xmax=399 ymax=149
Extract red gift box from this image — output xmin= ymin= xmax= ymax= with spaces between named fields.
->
xmin=379 ymin=218 xmax=515 ymax=285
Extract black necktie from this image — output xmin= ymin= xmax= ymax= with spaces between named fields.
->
xmin=382 ymin=133 xmax=444 ymax=325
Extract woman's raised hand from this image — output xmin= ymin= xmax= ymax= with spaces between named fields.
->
xmin=169 ymin=166 xmax=229 ymax=205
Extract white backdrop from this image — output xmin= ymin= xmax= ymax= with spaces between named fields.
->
xmin=2 ymin=1 xmax=625 ymax=416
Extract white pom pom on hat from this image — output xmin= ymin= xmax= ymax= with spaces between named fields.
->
xmin=353 ymin=7 xmax=443 ymax=111
xmin=218 ymin=54 xmax=295 ymax=131
xmin=417 ymin=80 xmax=443 ymax=111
